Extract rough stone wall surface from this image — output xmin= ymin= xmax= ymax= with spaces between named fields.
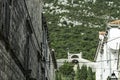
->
xmin=0 ymin=0 xmax=2 ymax=25
xmin=0 ymin=0 xmax=44 ymax=80
xmin=25 ymin=0 xmax=47 ymax=79
xmin=0 ymin=0 xmax=57 ymax=80
xmin=26 ymin=0 xmax=43 ymax=47
xmin=0 ymin=40 xmax=25 ymax=80
xmin=49 ymin=55 xmax=56 ymax=80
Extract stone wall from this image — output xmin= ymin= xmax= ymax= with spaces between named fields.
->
xmin=0 ymin=0 xmax=57 ymax=80
xmin=0 ymin=40 xmax=25 ymax=80
xmin=25 ymin=0 xmax=43 ymax=50
xmin=0 ymin=0 xmax=43 ymax=80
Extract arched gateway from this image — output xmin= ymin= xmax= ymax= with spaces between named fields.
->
xmin=57 ymin=52 xmax=96 ymax=72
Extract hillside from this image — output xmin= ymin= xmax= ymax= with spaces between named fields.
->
xmin=43 ymin=0 xmax=120 ymax=61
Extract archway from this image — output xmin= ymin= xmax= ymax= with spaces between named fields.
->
xmin=71 ymin=55 xmax=79 ymax=58
xmin=72 ymin=59 xmax=79 ymax=64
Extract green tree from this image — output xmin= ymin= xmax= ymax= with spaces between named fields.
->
xmin=86 ymin=67 xmax=94 ymax=80
xmin=55 ymin=71 xmax=62 ymax=80
xmin=59 ymin=62 xmax=75 ymax=79
xmin=76 ymin=65 xmax=95 ymax=80
xmin=80 ymin=65 xmax=87 ymax=80
xmin=75 ymin=65 xmax=81 ymax=80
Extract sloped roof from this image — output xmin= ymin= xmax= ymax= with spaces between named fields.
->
xmin=99 ymin=31 xmax=106 ymax=35
xmin=109 ymin=20 xmax=120 ymax=24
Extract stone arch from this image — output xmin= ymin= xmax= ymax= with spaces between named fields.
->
xmin=71 ymin=55 xmax=79 ymax=58
xmin=72 ymin=59 xmax=79 ymax=64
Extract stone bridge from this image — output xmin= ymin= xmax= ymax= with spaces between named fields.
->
xmin=57 ymin=52 xmax=96 ymax=72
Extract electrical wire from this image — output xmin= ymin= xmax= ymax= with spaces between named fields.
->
xmin=106 ymin=36 xmax=120 ymax=43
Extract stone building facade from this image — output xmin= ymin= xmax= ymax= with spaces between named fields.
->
xmin=0 ymin=0 xmax=57 ymax=80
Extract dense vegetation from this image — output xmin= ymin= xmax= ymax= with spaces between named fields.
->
xmin=56 ymin=62 xmax=95 ymax=80
xmin=75 ymin=65 xmax=95 ymax=80
xmin=44 ymin=0 xmax=120 ymax=60
xmin=56 ymin=62 xmax=75 ymax=80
